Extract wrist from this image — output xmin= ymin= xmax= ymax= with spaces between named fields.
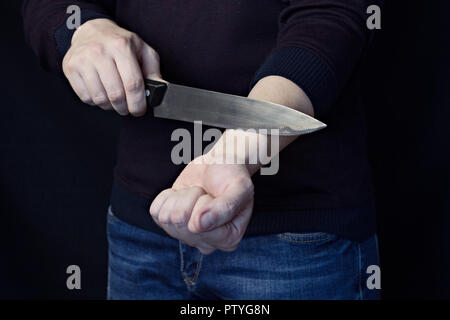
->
xmin=203 ymin=150 xmax=259 ymax=176
xmin=205 ymin=129 xmax=267 ymax=175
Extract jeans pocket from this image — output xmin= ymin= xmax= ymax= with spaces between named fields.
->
xmin=277 ymin=232 xmax=338 ymax=245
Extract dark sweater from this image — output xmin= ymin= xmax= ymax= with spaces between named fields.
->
xmin=23 ymin=0 xmax=380 ymax=240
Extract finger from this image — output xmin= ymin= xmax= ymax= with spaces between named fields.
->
xmin=189 ymin=194 xmax=242 ymax=251
xmin=66 ymin=72 xmax=94 ymax=106
xmin=227 ymin=198 xmax=253 ymax=238
xmin=200 ymin=223 xmax=240 ymax=252
xmin=140 ymin=44 xmax=163 ymax=81
xmin=156 ymin=192 xmax=186 ymax=239
xmin=207 ymin=200 xmax=254 ymax=252
xmin=96 ymin=58 xmax=128 ymax=115
xmin=170 ymin=187 xmax=205 ymax=228
xmin=80 ymin=66 xmax=113 ymax=111
xmin=187 ymin=193 xmax=215 ymax=234
xmin=149 ymin=189 xmax=174 ymax=222
xmin=114 ymin=48 xmax=146 ymax=116
xmin=196 ymin=207 xmax=253 ymax=252
xmin=157 ymin=192 xmax=178 ymax=226
xmin=190 ymin=177 xmax=254 ymax=233
xmin=157 ymin=191 xmax=217 ymax=255
xmin=157 ymin=189 xmax=209 ymax=249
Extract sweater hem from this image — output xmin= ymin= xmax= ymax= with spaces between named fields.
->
xmin=110 ymin=178 xmax=376 ymax=241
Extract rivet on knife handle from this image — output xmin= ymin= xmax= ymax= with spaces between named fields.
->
xmin=144 ymin=79 xmax=168 ymax=108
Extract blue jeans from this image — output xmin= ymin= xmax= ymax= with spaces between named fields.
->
xmin=107 ymin=208 xmax=380 ymax=300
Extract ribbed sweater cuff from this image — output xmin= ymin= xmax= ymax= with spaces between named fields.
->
xmin=250 ymin=47 xmax=339 ymax=118
xmin=54 ymin=10 xmax=112 ymax=58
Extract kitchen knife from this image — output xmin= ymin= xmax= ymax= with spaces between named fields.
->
xmin=145 ymin=79 xmax=326 ymax=136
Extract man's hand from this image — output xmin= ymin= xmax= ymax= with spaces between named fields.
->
xmin=150 ymin=153 xmax=254 ymax=254
xmin=62 ymin=18 xmax=162 ymax=116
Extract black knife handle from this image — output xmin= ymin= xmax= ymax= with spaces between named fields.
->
xmin=144 ymin=79 xmax=168 ymax=107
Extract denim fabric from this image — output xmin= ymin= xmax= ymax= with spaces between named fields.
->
xmin=107 ymin=208 xmax=380 ymax=300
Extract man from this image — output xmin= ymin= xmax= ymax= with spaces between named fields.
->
xmin=23 ymin=0 xmax=381 ymax=299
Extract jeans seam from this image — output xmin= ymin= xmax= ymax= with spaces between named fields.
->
xmin=178 ymin=241 xmax=185 ymax=278
xmin=357 ymin=241 xmax=364 ymax=300
xmin=279 ymin=237 xmax=330 ymax=244
xmin=277 ymin=234 xmax=332 ymax=243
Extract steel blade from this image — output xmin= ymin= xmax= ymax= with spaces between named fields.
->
xmin=153 ymin=83 xmax=326 ymax=136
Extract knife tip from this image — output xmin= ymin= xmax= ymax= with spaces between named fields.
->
xmin=279 ymin=121 xmax=327 ymax=136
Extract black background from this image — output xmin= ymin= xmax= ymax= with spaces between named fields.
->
xmin=1 ymin=1 xmax=449 ymax=299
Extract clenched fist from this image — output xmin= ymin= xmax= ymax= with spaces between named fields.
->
xmin=150 ymin=153 xmax=255 ymax=255
xmin=62 ymin=18 xmax=162 ymax=116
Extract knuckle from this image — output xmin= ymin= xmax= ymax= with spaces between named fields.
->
xmin=71 ymin=54 xmax=87 ymax=66
xmin=158 ymin=215 xmax=170 ymax=225
xmin=112 ymin=36 xmax=132 ymax=50
xmin=115 ymin=106 xmax=129 ymax=116
xmin=107 ymin=89 xmax=125 ymax=104
xmin=63 ymin=57 xmax=80 ymax=74
xmin=80 ymin=96 xmax=92 ymax=104
xmin=62 ymin=59 xmax=74 ymax=73
xmin=129 ymin=103 xmax=146 ymax=117
xmin=170 ymin=211 xmax=189 ymax=226
xmin=124 ymin=79 xmax=144 ymax=93
xmin=99 ymin=104 xmax=112 ymax=111
xmin=150 ymin=208 xmax=161 ymax=221
xmin=128 ymin=32 xmax=139 ymax=41
xmin=130 ymin=109 xmax=146 ymax=117
xmin=87 ymin=44 xmax=106 ymax=58
xmin=92 ymin=93 xmax=108 ymax=106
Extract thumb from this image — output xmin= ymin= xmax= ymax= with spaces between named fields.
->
xmin=140 ymin=43 xmax=163 ymax=81
xmin=189 ymin=177 xmax=254 ymax=233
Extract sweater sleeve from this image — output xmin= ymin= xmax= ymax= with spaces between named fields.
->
xmin=251 ymin=0 xmax=382 ymax=118
xmin=22 ymin=0 xmax=116 ymax=73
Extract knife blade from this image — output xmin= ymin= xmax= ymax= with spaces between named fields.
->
xmin=144 ymin=79 xmax=326 ymax=136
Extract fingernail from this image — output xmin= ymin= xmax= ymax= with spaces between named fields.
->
xmin=200 ymin=212 xmax=215 ymax=231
